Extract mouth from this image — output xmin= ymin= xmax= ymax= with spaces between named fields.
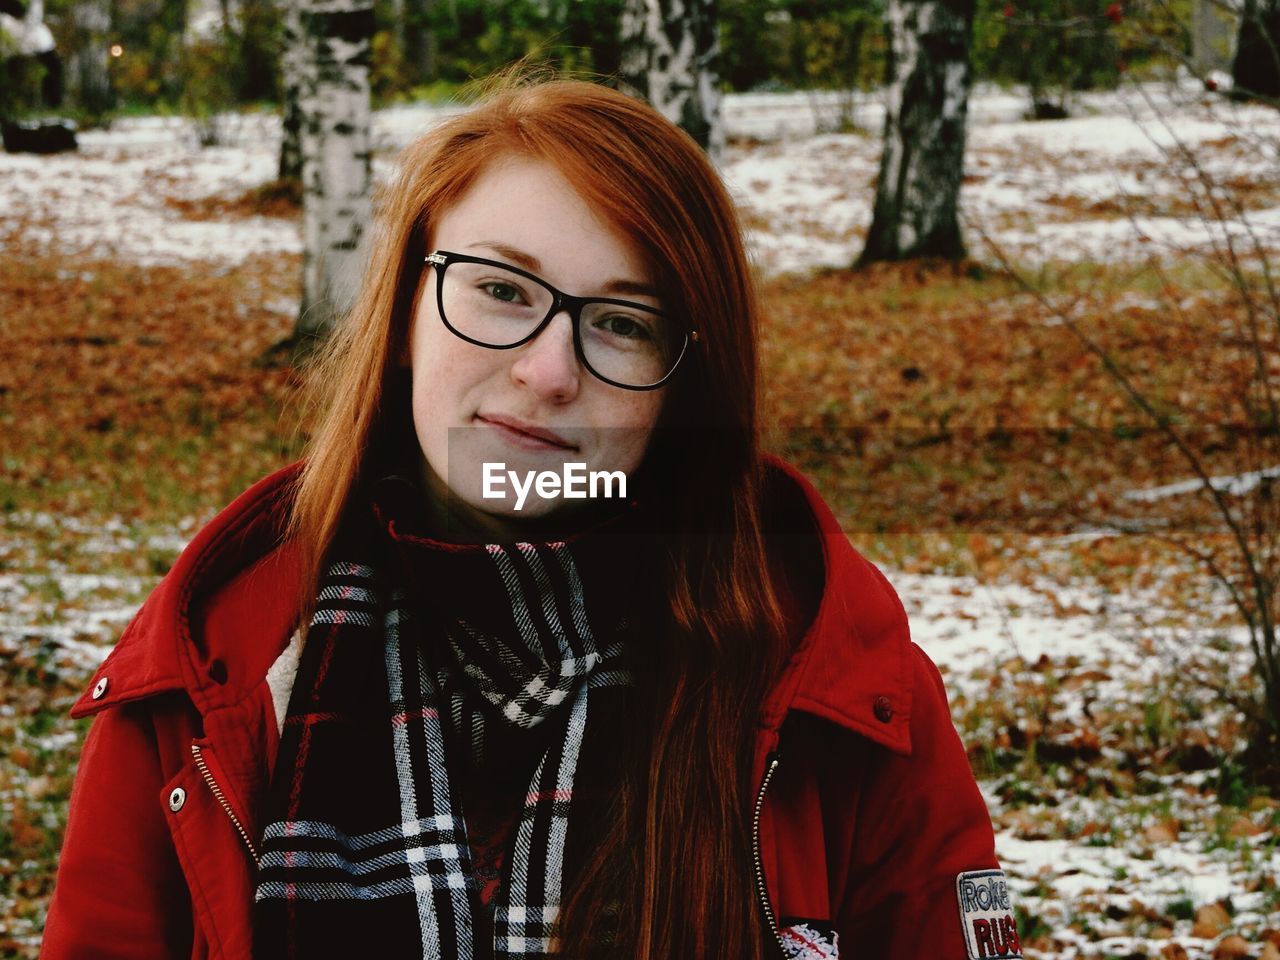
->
xmin=477 ymin=414 xmax=579 ymax=452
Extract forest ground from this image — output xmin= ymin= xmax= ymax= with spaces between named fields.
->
xmin=2 ymin=82 xmax=1280 ymax=957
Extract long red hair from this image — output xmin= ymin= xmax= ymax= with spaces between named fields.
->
xmin=288 ymin=74 xmax=788 ymax=958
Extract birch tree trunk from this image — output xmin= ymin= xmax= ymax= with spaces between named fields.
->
xmin=0 ymin=0 xmax=64 ymax=114
xmin=66 ymin=0 xmax=113 ymax=120
xmin=0 ymin=0 xmax=55 ymax=59
xmin=620 ymin=0 xmax=723 ymax=161
xmin=278 ymin=0 xmax=303 ymax=182
xmin=1233 ymin=0 xmax=1280 ymax=100
xmin=1193 ymin=0 xmax=1238 ymax=76
xmin=859 ymin=0 xmax=975 ymax=264
xmin=290 ymin=0 xmax=374 ymax=345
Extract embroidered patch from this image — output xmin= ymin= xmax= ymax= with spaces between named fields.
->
xmin=779 ymin=918 xmax=839 ymax=959
xmin=956 ymin=869 xmax=1022 ymax=959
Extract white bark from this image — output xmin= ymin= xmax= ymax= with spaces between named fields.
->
xmin=65 ymin=0 xmax=112 ymax=116
xmin=278 ymin=0 xmax=304 ymax=181
xmin=0 ymin=0 xmax=55 ymax=55
xmin=1193 ymin=0 xmax=1240 ymax=75
xmin=861 ymin=0 xmax=974 ymax=263
xmin=293 ymin=0 xmax=374 ymax=342
xmin=620 ymin=0 xmax=723 ymax=162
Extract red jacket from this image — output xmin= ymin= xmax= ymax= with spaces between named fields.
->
xmin=42 ymin=460 xmax=1017 ymax=960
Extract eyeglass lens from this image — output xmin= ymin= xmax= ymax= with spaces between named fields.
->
xmin=438 ymin=260 xmax=683 ymax=388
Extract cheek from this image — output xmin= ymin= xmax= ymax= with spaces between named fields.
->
xmin=598 ymin=393 xmax=664 ymax=471
xmin=410 ymin=313 xmax=478 ymax=410
xmin=409 ymin=321 xmax=442 ymax=424
xmin=409 ymin=311 xmax=473 ymax=471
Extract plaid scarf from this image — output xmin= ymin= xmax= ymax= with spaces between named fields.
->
xmin=253 ymin=475 xmax=648 ymax=958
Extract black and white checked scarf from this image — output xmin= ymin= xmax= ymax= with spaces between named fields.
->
xmin=253 ymin=478 xmax=645 ymax=959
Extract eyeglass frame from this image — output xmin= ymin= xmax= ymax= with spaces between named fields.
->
xmin=423 ymin=249 xmax=699 ymax=391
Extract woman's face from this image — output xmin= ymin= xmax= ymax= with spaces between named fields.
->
xmin=408 ymin=155 xmax=667 ymax=536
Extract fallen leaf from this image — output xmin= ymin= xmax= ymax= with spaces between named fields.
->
xmin=1193 ymin=902 xmax=1232 ymax=938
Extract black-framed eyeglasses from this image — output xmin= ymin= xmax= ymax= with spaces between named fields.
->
xmin=424 ymin=250 xmax=697 ymax=390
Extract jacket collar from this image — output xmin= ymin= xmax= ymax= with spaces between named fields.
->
xmin=72 ymin=458 xmax=914 ymax=755
xmin=71 ymin=463 xmax=304 ymax=721
xmin=758 ymin=457 xmax=914 ymax=755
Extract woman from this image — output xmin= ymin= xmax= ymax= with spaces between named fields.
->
xmin=43 ymin=77 xmax=1018 ymax=960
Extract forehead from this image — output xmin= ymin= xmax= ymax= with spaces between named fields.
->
xmin=430 ymin=156 xmax=655 ymax=291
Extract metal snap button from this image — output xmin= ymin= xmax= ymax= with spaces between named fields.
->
xmin=873 ymin=696 xmax=894 ymax=723
xmin=168 ymin=787 xmax=187 ymax=812
xmin=92 ymin=677 xmax=109 ymax=700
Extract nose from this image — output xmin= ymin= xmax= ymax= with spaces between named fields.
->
xmin=509 ymin=310 xmax=581 ymax=402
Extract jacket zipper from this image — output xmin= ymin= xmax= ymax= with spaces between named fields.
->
xmin=752 ymin=750 xmax=785 ymax=955
xmin=190 ymin=742 xmax=261 ymax=865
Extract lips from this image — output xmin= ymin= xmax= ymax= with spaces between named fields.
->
xmin=477 ymin=413 xmax=578 ymax=451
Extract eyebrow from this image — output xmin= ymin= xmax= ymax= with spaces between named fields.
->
xmin=467 ymin=241 xmax=663 ymax=301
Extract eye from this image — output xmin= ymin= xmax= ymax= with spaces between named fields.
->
xmin=594 ymin=312 xmax=653 ymax=341
xmin=480 ymin=281 xmax=527 ymax=305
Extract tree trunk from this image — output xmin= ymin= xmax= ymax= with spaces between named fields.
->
xmin=619 ymin=0 xmax=723 ymax=161
xmin=398 ymin=0 xmax=430 ymax=86
xmin=421 ymin=0 xmax=438 ymax=79
xmin=278 ymin=0 xmax=303 ymax=182
xmin=859 ymin=0 xmax=975 ymax=264
xmin=0 ymin=0 xmax=60 ymax=112
xmin=1233 ymin=0 xmax=1280 ymax=101
xmin=158 ymin=0 xmax=186 ymax=103
xmin=236 ymin=0 xmax=279 ymax=102
xmin=389 ymin=0 xmax=403 ymax=63
xmin=1193 ymin=0 xmax=1238 ymax=77
xmin=290 ymin=0 xmax=374 ymax=347
xmin=65 ymin=0 xmax=113 ymax=121
xmin=0 ymin=0 xmax=55 ymax=57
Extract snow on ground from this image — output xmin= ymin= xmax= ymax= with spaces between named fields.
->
xmin=0 ymin=108 xmax=443 ymax=267
xmin=0 ymin=512 xmax=197 ymax=670
xmin=901 ymin=558 xmax=1278 ymax=955
xmin=730 ymin=84 xmax=1280 ymax=273
xmin=1126 ymin=464 xmax=1280 ymax=502
xmin=4 ymin=81 xmax=1280 ymax=276
xmin=1 ymin=114 xmax=286 ymax=263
